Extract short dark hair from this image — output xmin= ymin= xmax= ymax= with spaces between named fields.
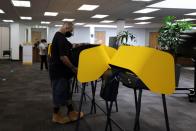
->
xmin=41 ymin=39 xmax=47 ymax=43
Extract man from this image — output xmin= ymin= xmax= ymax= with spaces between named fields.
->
xmin=49 ymin=22 xmax=83 ymax=124
xmin=38 ymin=39 xmax=48 ymax=70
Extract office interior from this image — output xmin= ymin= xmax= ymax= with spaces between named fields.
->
xmin=0 ymin=0 xmax=196 ymax=131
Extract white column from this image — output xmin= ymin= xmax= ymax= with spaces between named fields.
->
xmin=90 ymin=26 xmax=95 ymax=44
xmin=46 ymin=27 xmax=49 ymax=43
xmin=116 ymin=20 xmax=125 ymax=34
xmin=10 ymin=23 xmax=20 ymax=60
xmin=28 ymin=27 xmax=31 ymax=43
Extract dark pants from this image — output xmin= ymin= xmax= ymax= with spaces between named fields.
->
xmin=51 ymin=78 xmax=72 ymax=107
xmin=40 ymin=55 xmax=48 ymax=70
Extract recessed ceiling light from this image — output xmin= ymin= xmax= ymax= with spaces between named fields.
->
xmin=62 ymin=18 xmax=75 ymax=22
xmin=78 ymin=4 xmax=99 ymax=11
xmin=134 ymin=16 xmax=154 ymax=20
xmin=134 ymin=8 xmax=160 ymax=13
xmin=185 ymin=12 xmax=196 ymax=16
xmin=2 ymin=20 xmax=14 ymax=23
xmin=148 ymin=0 xmax=196 ymax=9
xmin=132 ymin=0 xmax=153 ymax=1
xmin=11 ymin=0 xmax=31 ymax=7
xmin=75 ymin=23 xmax=85 ymax=25
xmin=20 ymin=16 xmax=32 ymax=20
xmin=176 ymin=18 xmax=196 ymax=22
xmin=41 ymin=21 xmax=51 ymax=24
xmin=55 ymin=25 xmax=62 ymax=27
xmin=84 ymin=24 xmax=117 ymax=28
xmin=135 ymin=22 xmax=151 ymax=24
xmin=91 ymin=14 xmax=109 ymax=19
xmin=44 ymin=12 xmax=58 ymax=16
xmin=100 ymin=20 xmax=114 ymax=23
xmin=125 ymin=26 xmax=133 ymax=28
xmin=0 ymin=9 xmax=5 ymax=13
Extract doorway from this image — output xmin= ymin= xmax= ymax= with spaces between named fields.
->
xmin=149 ymin=32 xmax=159 ymax=48
xmin=95 ymin=31 xmax=106 ymax=44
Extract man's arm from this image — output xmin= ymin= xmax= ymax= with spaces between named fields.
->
xmin=60 ymin=56 xmax=77 ymax=74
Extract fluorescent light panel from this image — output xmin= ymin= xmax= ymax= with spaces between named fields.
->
xmin=100 ymin=20 xmax=114 ymax=23
xmin=0 ymin=9 xmax=5 ymax=13
xmin=41 ymin=21 xmax=51 ymax=24
xmin=185 ymin=12 xmax=196 ymax=16
xmin=78 ymin=4 xmax=99 ymax=11
xmin=20 ymin=16 xmax=32 ymax=20
xmin=62 ymin=18 xmax=75 ymax=22
xmin=134 ymin=16 xmax=154 ymax=20
xmin=3 ymin=20 xmax=14 ymax=22
xmin=55 ymin=25 xmax=62 ymax=27
xmin=148 ymin=0 xmax=196 ymax=9
xmin=177 ymin=18 xmax=196 ymax=22
xmin=132 ymin=0 xmax=153 ymax=1
xmin=134 ymin=8 xmax=160 ymax=13
xmin=135 ymin=22 xmax=151 ymax=24
xmin=125 ymin=26 xmax=133 ymax=28
xmin=84 ymin=24 xmax=117 ymax=28
xmin=75 ymin=23 xmax=85 ymax=25
xmin=91 ymin=14 xmax=109 ymax=19
xmin=44 ymin=12 xmax=58 ymax=16
xmin=12 ymin=0 xmax=31 ymax=7
xmin=84 ymin=24 xmax=134 ymax=28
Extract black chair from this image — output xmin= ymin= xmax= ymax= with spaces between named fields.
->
xmin=3 ymin=50 xmax=11 ymax=60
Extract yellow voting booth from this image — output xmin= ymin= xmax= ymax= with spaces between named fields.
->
xmin=76 ymin=45 xmax=175 ymax=131
xmin=77 ymin=45 xmax=117 ymax=82
xmin=110 ymin=46 xmax=175 ymax=95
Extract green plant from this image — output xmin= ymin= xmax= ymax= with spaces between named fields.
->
xmin=117 ymin=30 xmax=136 ymax=46
xmin=158 ymin=16 xmax=192 ymax=53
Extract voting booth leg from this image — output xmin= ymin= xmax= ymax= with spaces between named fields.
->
xmin=105 ymin=101 xmax=114 ymax=131
xmin=133 ymin=88 xmax=140 ymax=130
xmin=134 ymin=88 xmax=142 ymax=131
xmin=74 ymin=79 xmax=79 ymax=93
xmin=75 ymin=83 xmax=86 ymax=131
xmin=71 ymin=77 xmax=76 ymax=98
xmin=90 ymin=81 xmax=97 ymax=114
xmin=162 ymin=94 xmax=170 ymax=131
xmin=114 ymin=100 xmax=118 ymax=112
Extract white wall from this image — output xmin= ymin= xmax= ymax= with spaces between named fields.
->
xmin=48 ymin=27 xmax=90 ymax=44
xmin=68 ymin=27 xmax=90 ymax=43
xmin=10 ymin=23 xmax=20 ymax=60
xmin=127 ymin=28 xmax=146 ymax=46
xmin=0 ymin=27 xmax=10 ymax=59
xmin=19 ymin=24 xmax=28 ymax=45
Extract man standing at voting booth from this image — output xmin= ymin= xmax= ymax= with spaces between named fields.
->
xmin=49 ymin=22 xmax=83 ymax=124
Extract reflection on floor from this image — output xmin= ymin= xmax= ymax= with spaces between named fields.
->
xmin=0 ymin=60 xmax=195 ymax=131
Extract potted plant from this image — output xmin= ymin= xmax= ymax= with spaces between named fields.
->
xmin=117 ymin=30 xmax=136 ymax=47
xmin=158 ymin=16 xmax=192 ymax=87
xmin=158 ymin=16 xmax=192 ymax=57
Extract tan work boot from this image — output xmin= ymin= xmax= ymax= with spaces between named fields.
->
xmin=52 ymin=113 xmax=71 ymax=124
xmin=68 ymin=111 xmax=84 ymax=121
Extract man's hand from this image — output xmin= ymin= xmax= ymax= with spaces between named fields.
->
xmin=71 ymin=66 xmax=78 ymax=75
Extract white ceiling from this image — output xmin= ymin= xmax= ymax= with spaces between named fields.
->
xmin=0 ymin=0 xmax=196 ymax=28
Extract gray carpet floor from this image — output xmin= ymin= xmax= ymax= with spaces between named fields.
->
xmin=0 ymin=60 xmax=196 ymax=131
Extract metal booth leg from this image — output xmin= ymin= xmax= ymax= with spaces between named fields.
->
xmin=162 ymin=94 xmax=170 ymax=131
xmin=75 ymin=83 xmax=86 ymax=131
xmin=90 ymin=81 xmax=97 ymax=114
xmin=105 ymin=101 xmax=114 ymax=131
xmin=133 ymin=88 xmax=140 ymax=130
xmin=115 ymin=100 xmax=118 ymax=112
xmin=134 ymin=88 xmax=142 ymax=131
